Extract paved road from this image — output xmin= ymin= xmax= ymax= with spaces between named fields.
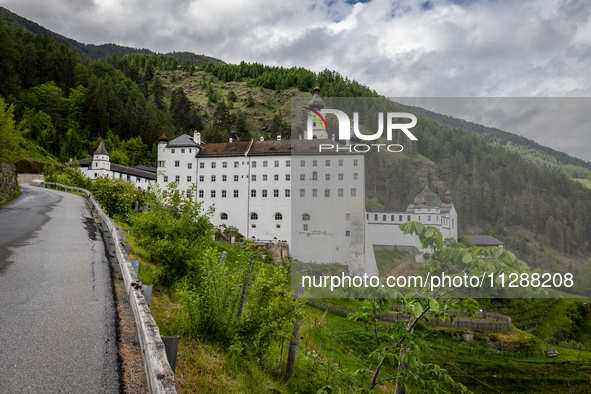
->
xmin=0 ymin=185 xmax=119 ymax=393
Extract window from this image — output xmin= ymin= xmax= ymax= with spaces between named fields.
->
xmin=353 ymin=159 xmax=358 ymax=166
xmin=338 ymin=188 xmax=343 ymax=197
xmin=186 ymin=190 xmax=192 ymax=197
xmin=175 ymin=175 xmax=180 ymax=182
xmin=234 ymin=161 xmax=239 ymax=168
xmin=418 ymin=216 xmax=421 ymax=221
xmin=200 ymin=162 xmax=204 ymax=169
xmin=407 ymin=215 xmax=411 ymax=221
xmin=391 ymin=215 xmax=394 ymax=221
xmin=286 ymin=160 xmax=291 ymax=167
xmin=263 ymin=161 xmax=268 ymax=167
xmin=312 ymin=160 xmax=317 ymax=167
xmin=272 ymin=174 xmax=278 ymax=181
xmin=252 ymin=224 xmax=256 ymax=228
xmin=181 ymin=148 xmax=185 ymax=153
xmin=211 ymin=190 xmax=216 ymax=198
xmin=338 ymin=174 xmax=343 ymax=180
xmin=164 ymin=176 xmax=168 ymax=182
xmin=234 ymin=190 xmax=239 ymax=198
xmin=428 ymin=215 xmax=431 ymax=221
xmin=158 ymin=161 xmax=165 ymax=167
xmin=274 ymin=189 xmax=279 ymax=197
xmin=338 ymin=159 xmax=343 ymax=166
xmin=211 ymin=162 xmax=216 ymax=168
xmin=274 ymin=160 xmax=279 ymax=167
xmin=221 ymin=213 xmax=228 ymax=220
xmin=234 ymin=175 xmax=239 ymax=182
xmin=346 ymin=213 xmax=350 ymax=221
xmin=286 ymin=174 xmax=290 ymax=181
xmin=275 ymin=213 xmax=283 ymax=220
xmin=171 ymin=149 xmax=175 ymax=153
xmin=285 ymin=189 xmax=290 ymax=197
xmin=175 ymin=161 xmax=180 ymax=167
xmin=374 ymin=214 xmax=378 ymax=220
xmin=276 ymin=224 xmax=281 ymax=228
xmin=251 ymin=189 xmax=256 ymax=197
xmin=312 ymin=189 xmax=317 ymax=197
xmin=262 ymin=189 xmax=268 ymax=197
xmin=300 ymin=174 xmax=305 ymax=181
xmin=312 ymin=172 xmax=318 ymax=181
xmin=325 ymin=160 xmax=330 ymax=167
xmin=163 ymin=190 xmax=167 ymax=196
xmin=383 ymin=215 xmax=387 ymax=221
xmin=252 ymin=161 xmax=257 ymax=168
xmin=222 ymin=190 xmax=227 ymax=198
xmin=199 ymin=190 xmax=204 ymax=198
xmin=302 ymin=213 xmax=310 ymax=221
xmin=346 ymin=230 xmax=350 ymax=237
xmin=189 ymin=149 xmax=192 ymax=153
xmin=251 ymin=213 xmax=258 ymax=220
xmin=263 ymin=175 xmax=268 ymax=181
xmin=399 ymin=215 xmax=403 ymax=221
xmin=252 ymin=175 xmax=257 ymax=181
xmin=187 ymin=176 xmax=192 ymax=182
xmin=300 ymin=189 xmax=305 ymax=197
xmin=325 ymin=189 xmax=330 ymax=197
xmin=351 ymin=188 xmax=357 ymax=197
xmin=303 ymin=224 xmax=308 ymax=231
xmin=223 ymin=162 xmax=227 ymax=168
xmin=300 ymin=160 xmax=305 ymax=167
xmin=222 ymin=175 xmax=227 ymax=182
xmin=353 ymin=173 xmax=358 ymax=180
xmin=325 ymin=174 xmax=330 ymax=181
xmin=211 ymin=175 xmax=216 ymax=182
xmin=188 ymin=163 xmax=192 ymax=169
xmin=199 ymin=175 xmax=204 ymax=182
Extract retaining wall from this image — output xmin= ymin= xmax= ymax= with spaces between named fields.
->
xmin=40 ymin=182 xmax=177 ymax=394
xmin=17 ymin=173 xmax=45 ymax=184
xmin=0 ymin=163 xmax=20 ymax=205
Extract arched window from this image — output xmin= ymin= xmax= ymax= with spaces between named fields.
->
xmin=302 ymin=213 xmax=310 ymax=221
xmin=275 ymin=213 xmax=283 ymax=221
xmin=312 ymin=171 xmax=318 ymax=181
xmin=220 ymin=213 xmax=228 ymax=220
xmin=250 ymin=213 xmax=258 ymax=220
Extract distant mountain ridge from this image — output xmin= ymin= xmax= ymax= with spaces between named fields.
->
xmin=398 ymin=103 xmax=591 ymax=180
xmin=0 ymin=6 xmax=224 ymax=66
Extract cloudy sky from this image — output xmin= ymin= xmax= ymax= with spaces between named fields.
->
xmin=2 ymin=0 xmax=591 ymax=160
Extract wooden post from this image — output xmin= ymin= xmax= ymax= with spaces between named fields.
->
xmin=284 ymin=319 xmax=301 ymax=381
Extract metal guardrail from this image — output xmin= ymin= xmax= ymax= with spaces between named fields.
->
xmin=42 ymin=182 xmax=177 ymax=393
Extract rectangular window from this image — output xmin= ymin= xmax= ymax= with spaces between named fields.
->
xmin=136 ymin=176 xmax=140 ymax=182
xmin=353 ymin=159 xmax=358 ymax=166
xmin=200 ymin=162 xmax=204 ymax=169
xmin=286 ymin=160 xmax=291 ymax=167
xmin=285 ymin=174 xmax=290 ymax=181
xmin=187 ymin=176 xmax=192 ymax=182
xmin=199 ymin=175 xmax=204 ymax=182
xmin=263 ymin=161 xmax=268 ymax=167
xmin=163 ymin=190 xmax=167 ymax=196
xmin=391 ymin=215 xmax=394 ymax=221
xmin=175 ymin=175 xmax=180 ymax=182
xmin=325 ymin=174 xmax=330 ymax=181
xmin=211 ymin=190 xmax=216 ymax=198
xmin=164 ymin=176 xmax=168 ymax=182
xmin=211 ymin=175 xmax=216 ymax=182
xmin=338 ymin=174 xmax=344 ymax=181
xmin=351 ymin=188 xmax=357 ymax=197
xmin=199 ymin=190 xmax=204 ymax=198
xmin=300 ymin=160 xmax=305 ymax=167
xmin=234 ymin=161 xmax=239 ymax=168
xmin=338 ymin=188 xmax=343 ymax=197
xmin=252 ymin=161 xmax=257 ymax=168
xmin=428 ymin=215 xmax=431 ymax=221
xmin=312 ymin=189 xmax=317 ymax=197
xmin=223 ymin=162 xmax=227 ymax=168
xmin=262 ymin=189 xmax=268 ymax=197
xmin=303 ymin=224 xmax=308 ymax=231
xmin=222 ymin=175 xmax=227 ymax=182
xmin=234 ymin=175 xmax=239 ymax=182
xmin=312 ymin=160 xmax=317 ymax=167
xmin=234 ymin=190 xmax=239 ymax=198
xmin=325 ymin=160 xmax=330 ymax=167
xmin=383 ymin=215 xmax=387 ymax=221
xmin=274 ymin=189 xmax=279 ymax=197
xmin=274 ymin=160 xmax=279 ymax=167
xmin=171 ymin=149 xmax=175 ymax=153
xmin=252 ymin=175 xmax=257 ymax=181
xmin=274 ymin=174 xmax=279 ymax=181
xmin=175 ymin=161 xmax=180 ymax=167
xmin=252 ymin=224 xmax=256 ymax=228
xmin=300 ymin=174 xmax=305 ymax=181
xmin=407 ymin=215 xmax=411 ymax=221
xmin=399 ymin=215 xmax=403 ymax=221
xmin=346 ymin=213 xmax=350 ymax=221
xmin=300 ymin=189 xmax=305 ymax=197
xmin=338 ymin=159 xmax=343 ymax=166
xmin=263 ymin=175 xmax=268 ymax=181
xmin=188 ymin=163 xmax=192 ymax=169
xmin=285 ymin=189 xmax=290 ymax=197
xmin=346 ymin=230 xmax=350 ymax=237
xmin=353 ymin=173 xmax=358 ymax=180
xmin=251 ymin=189 xmax=256 ymax=197
xmin=186 ymin=190 xmax=192 ymax=197
xmin=222 ymin=190 xmax=227 ymax=198
xmin=374 ymin=214 xmax=378 ymax=220
xmin=325 ymin=189 xmax=330 ymax=197
xmin=181 ymin=148 xmax=185 ymax=153
xmin=211 ymin=162 xmax=216 ymax=168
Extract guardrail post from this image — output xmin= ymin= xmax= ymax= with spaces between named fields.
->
xmin=131 ymin=259 xmax=139 ymax=274
xmin=124 ymin=244 xmax=130 ymax=254
xmin=161 ymin=336 xmax=179 ymax=373
xmin=122 ymin=234 xmax=127 ymax=243
xmin=142 ymin=285 xmax=153 ymax=307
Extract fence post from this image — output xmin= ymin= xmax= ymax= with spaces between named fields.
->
xmin=161 ymin=336 xmax=179 ymax=373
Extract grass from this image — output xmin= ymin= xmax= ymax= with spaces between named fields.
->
xmin=573 ymin=178 xmax=591 ymax=188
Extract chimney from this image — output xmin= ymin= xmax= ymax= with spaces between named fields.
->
xmin=194 ymin=131 xmax=201 ymax=145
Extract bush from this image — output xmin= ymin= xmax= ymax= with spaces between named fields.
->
xmin=91 ymin=176 xmax=138 ymax=220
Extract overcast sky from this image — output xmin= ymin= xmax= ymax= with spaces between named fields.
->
xmin=2 ymin=0 xmax=591 ymax=161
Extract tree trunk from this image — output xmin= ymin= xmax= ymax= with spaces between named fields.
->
xmin=236 ymin=259 xmax=254 ymax=320
xmin=284 ymin=319 xmax=301 ymax=381
xmin=394 ymin=346 xmax=409 ymax=394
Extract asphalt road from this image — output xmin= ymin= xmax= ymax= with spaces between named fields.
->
xmin=0 ymin=185 xmax=119 ymax=393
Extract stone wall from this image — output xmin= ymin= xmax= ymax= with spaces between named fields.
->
xmin=0 ymin=163 xmax=20 ymax=206
xmin=17 ymin=173 xmax=45 ymax=184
